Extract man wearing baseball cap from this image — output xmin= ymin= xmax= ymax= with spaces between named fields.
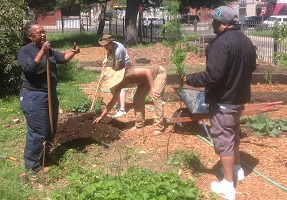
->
xmin=182 ymin=6 xmax=257 ymax=200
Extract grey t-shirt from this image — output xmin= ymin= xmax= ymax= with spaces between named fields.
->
xmin=110 ymin=41 xmax=130 ymax=69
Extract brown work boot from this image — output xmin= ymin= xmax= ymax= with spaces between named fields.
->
xmin=36 ymin=167 xmax=50 ymax=174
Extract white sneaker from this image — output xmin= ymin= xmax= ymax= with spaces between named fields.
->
xmin=236 ymin=167 xmax=244 ymax=181
xmin=114 ymin=110 xmax=126 ymax=118
xmin=211 ymin=181 xmax=236 ymax=200
xmin=220 ymin=166 xmax=245 ymax=181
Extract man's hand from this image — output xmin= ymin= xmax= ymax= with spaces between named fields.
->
xmin=102 ymin=57 xmax=107 ymax=67
xmin=71 ymin=42 xmax=80 ymax=54
xmin=41 ymin=41 xmax=51 ymax=52
xmin=93 ymin=116 xmax=103 ymax=124
xmin=150 ymin=87 xmax=160 ymax=100
xmin=181 ymin=75 xmax=187 ymax=84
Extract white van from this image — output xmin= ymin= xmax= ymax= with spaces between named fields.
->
xmin=263 ymin=15 xmax=287 ymax=28
xmin=143 ymin=17 xmax=163 ymax=28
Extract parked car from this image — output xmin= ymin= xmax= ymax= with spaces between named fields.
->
xmin=244 ymin=16 xmax=268 ymax=28
xmin=143 ymin=17 xmax=163 ymax=28
xmin=263 ymin=15 xmax=287 ymax=28
xmin=179 ymin=15 xmax=199 ymax=25
xmin=96 ymin=12 xmax=113 ymax=22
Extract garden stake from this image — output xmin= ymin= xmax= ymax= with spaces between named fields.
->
xmin=166 ymin=110 xmax=182 ymax=159
xmin=90 ymin=64 xmax=106 ymax=112
xmin=46 ymin=51 xmax=54 ymax=140
xmin=142 ymin=127 xmax=147 ymax=144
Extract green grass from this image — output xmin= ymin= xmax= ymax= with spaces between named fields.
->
xmin=56 ymin=61 xmax=99 ymax=112
xmin=47 ymin=32 xmax=125 ymax=50
xmin=245 ymin=29 xmax=273 ymax=37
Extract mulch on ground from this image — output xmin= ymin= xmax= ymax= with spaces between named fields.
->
xmin=54 ymin=45 xmax=287 ymax=199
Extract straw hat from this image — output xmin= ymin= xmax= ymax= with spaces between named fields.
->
xmin=98 ymin=34 xmax=115 ymax=46
xmin=101 ymin=67 xmax=125 ymax=90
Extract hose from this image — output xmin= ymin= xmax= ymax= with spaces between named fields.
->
xmin=198 ymin=126 xmax=287 ymax=192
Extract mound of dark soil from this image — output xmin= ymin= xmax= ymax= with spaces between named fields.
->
xmin=55 ymin=113 xmax=121 ymax=147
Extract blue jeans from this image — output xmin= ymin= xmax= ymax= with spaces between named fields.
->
xmin=20 ymin=90 xmax=58 ymax=172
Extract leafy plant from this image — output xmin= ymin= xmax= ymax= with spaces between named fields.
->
xmin=172 ymin=46 xmax=187 ymax=66
xmin=53 ymin=166 xmax=202 ymax=199
xmin=0 ymin=0 xmax=29 ymax=97
xmin=162 ymin=1 xmax=181 ymax=42
xmin=273 ymin=23 xmax=287 ymax=67
xmin=145 ymin=93 xmax=153 ymax=103
xmin=72 ymin=98 xmax=105 ymax=114
xmin=170 ymin=33 xmax=199 ymax=79
xmin=167 ymin=149 xmax=204 ymax=175
xmin=263 ymin=68 xmax=274 ymax=84
xmin=274 ymin=52 xmax=287 ymax=67
xmin=243 ymin=114 xmax=287 ymax=137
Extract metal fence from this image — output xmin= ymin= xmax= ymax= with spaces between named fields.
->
xmin=42 ymin=16 xmax=172 ymax=43
xmin=42 ymin=17 xmax=287 ymax=64
xmin=242 ymin=24 xmax=287 ymax=64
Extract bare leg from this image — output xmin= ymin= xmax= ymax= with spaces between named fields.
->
xmin=234 ymin=142 xmax=240 ymax=165
xmin=119 ymin=88 xmax=126 ymax=111
xmin=221 ymin=156 xmax=234 ymax=182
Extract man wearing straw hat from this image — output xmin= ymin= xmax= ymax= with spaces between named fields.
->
xmin=93 ymin=47 xmax=166 ymax=135
xmin=98 ymin=34 xmax=130 ymax=118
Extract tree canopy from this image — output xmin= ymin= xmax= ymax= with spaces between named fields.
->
xmin=1 ymin=0 xmax=29 ymax=96
xmin=23 ymin=0 xmax=235 ymax=45
xmin=178 ymin=0 xmax=234 ymax=13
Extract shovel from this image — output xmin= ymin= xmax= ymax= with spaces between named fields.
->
xmin=46 ymin=50 xmax=54 ymax=140
xmin=90 ymin=64 xmax=106 ymax=112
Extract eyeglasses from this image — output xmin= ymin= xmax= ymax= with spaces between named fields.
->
xmin=32 ymin=31 xmax=46 ymax=35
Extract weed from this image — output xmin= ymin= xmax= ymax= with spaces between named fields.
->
xmin=145 ymin=93 xmax=153 ymax=103
xmin=263 ymin=68 xmax=274 ymax=84
xmin=72 ymin=98 xmax=105 ymax=114
xmin=242 ymin=114 xmax=287 ymax=137
xmin=167 ymin=148 xmax=204 ymax=176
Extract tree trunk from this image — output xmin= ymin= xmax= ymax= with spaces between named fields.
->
xmin=97 ymin=1 xmax=107 ymax=35
xmin=125 ymin=0 xmax=140 ymax=46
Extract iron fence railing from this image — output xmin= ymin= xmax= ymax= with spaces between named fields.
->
xmin=42 ymin=17 xmax=287 ymax=64
xmin=242 ymin=24 xmax=287 ymax=64
xmin=43 ymin=16 xmax=166 ymax=42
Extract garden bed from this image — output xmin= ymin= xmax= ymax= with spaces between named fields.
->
xmin=54 ymin=44 xmax=287 ymax=199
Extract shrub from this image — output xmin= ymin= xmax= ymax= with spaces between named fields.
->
xmin=0 ymin=0 xmax=30 ymax=97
